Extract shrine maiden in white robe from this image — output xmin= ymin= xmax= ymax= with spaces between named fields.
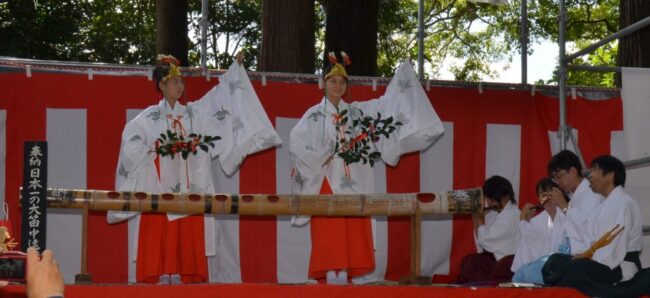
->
xmin=588 ymin=186 xmax=643 ymax=282
xmin=108 ymin=61 xmax=281 ymax=264
xmin=565 ymin=179 xmax=603 ymax=254
xmin=289 ymin=60 xmax=444 ymax=206
xmin=476 ymin=201 xmax=520 ymax=261
xmin=511 ymin=208 xmax=566 ymax=272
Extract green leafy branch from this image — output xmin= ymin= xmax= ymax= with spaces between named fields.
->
xmin=333 ymin=108 xmax=402 ymax=167
xmin=156 ymin=130 xmax=221 ymax=160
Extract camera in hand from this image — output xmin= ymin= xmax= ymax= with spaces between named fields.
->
xmin=0 ymin=251 xmax=27 ymax=283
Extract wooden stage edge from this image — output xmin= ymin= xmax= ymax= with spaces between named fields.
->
xmin=2 ymin=283 xmax=587 ymax=298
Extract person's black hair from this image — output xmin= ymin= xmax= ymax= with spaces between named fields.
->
xmin=483 ymin=175 xmax=516 ymax=206
xmin=536 ymin=177 xmax=570 ymax=203
xmin=590 ymin=155 xmax=626 ymax=187
xmin=547 ymin=150 xmax=583 ymax=177
xmin=153 ymin=64 xmax=172 ymax=93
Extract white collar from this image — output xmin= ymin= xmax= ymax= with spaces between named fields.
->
xmin=504 ymin=200 xmax=515 ymax=209
xmin=571 ymin=178 xmax=591 ymax=199
xmin=321 ymin=97 xmax=348 ymax=114
xmin=605 ymin=185 xmax=624 ymax=200
xmin=160 ymin=99 xmax=186 ymax=116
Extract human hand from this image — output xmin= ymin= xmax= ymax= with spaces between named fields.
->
xmin=520 ymin=203 xmax=536 ymax=221
xmin=547 ymin=187 xmax=568 ymax=210
xmin=236 ymin=51 xmax=244 ymax=65
xmin=0 ymin=247 xmax=6 ymax=287
xmin=26 ymin=247 xmax=64 ymax=298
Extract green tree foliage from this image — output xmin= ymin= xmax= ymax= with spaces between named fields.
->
xmin=0 ymin=0 xmax=156 ymax=64
xmin=0 ymin=0 xmax=256 ymax=67
xmin=373 ymin=0 xmax=618 ymax=85
xmin=0 ymin=0 xmax=622 ymax=86
xmin=546 ymin=41 xmax=616 ymax=86
xmin=187 ymin=0 xmax=261 ymax=69
xmin=529 ymin=0 xmax=618 ymax=87
xmin=81 ymin=0 xmax=156 ymax=64
xmin=375 ymin=0 xmax=516 ymax=80
xmin=1 ymin=1 xmax=86 ymax=61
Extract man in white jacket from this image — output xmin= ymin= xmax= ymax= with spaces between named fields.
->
xmin=542 ymin=155 xmax=650 ymax=297
xmin=547 ymin=150 xmax=603 ymax=256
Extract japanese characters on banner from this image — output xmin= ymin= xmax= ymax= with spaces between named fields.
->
xmin=21 ymin=141 xmax=47 ymax=253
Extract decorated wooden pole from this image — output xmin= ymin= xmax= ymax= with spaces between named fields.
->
xmin=21 ymin=187 xmax=483 ymax=216
xmin=20 ymin=187 xmax=483 ymax=284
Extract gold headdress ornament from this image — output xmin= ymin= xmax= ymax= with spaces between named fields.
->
xmin=157 ymin=54 xmax=182 ymax=82
xmin=0 ymin=226 xmax=17 ymax=251
xmin=324 ymin=51 xmax=351 ymax=80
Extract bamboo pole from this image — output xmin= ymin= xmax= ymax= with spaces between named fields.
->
xmin=21 ymin=187 xmax=483 ymax=284
xmin=23 ymin=187 xmax=483 ymax=216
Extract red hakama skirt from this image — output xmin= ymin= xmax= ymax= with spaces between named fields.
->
xmin=308 ymin=178 xmax=375 ymax=280
xmin=136 ymin=213 xmax=208 ymax=283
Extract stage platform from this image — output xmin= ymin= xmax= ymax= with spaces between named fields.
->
xmin=1 ymin=283 xmax=587 ymax=298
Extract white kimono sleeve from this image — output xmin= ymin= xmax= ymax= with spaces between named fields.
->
xmin=592 ymin=202 xmax=631 ymax=270
xmin=108 ymin=114 xmax=160 ymax=223
xmin=289 ymin=110 xmax=335 ymax=179
xmin=353 ymin=60 xmax=444 ymax=166
xmin=565 ymin=180 xmax=602 ymax=254
xmin=288 ymin=106 xmax=338 ymax=226
xmin=476 ymin=207 xmax=519 ymax=260
xmin=511 ymin=213 xmax=549 ymax=272
xmin=191 ymin=60 xmax=281 ymax=176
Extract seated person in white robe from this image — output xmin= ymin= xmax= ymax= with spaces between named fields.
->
xmin=458 ymin=175 xmax=520 ymax=284
xmin=542 ymin=155 xmax=650 ymax=297
xmin=511 ymin=178 xmax=569 ymax=284
xmin=547 ymin=150 xmax=603 ymax=255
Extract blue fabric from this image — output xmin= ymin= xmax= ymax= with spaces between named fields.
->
xmin=512 ymin=255 xmax=551 ymax=284
xmin=512 ymin=234 xmax=572 ymax=284
xmin=558 ymin=236 xmax=571 ymax=255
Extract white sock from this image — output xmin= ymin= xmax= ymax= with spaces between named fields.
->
xmin=337 ymin=271 xmax=348 ymax=284
xmin=170 ymin=274 xmax=182 ymax=285
xmin=351 ymin=272 xmax=378 ymax=285
xmin=326 ymin=270 xmax=338 ymax=284
xmin=157 ymin=274 xmax=170 ymax=285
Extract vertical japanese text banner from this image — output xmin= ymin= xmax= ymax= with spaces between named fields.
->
xmin=21 ymin=141 xmax=47 ymax=253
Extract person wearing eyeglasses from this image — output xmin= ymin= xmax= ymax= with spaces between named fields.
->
xmin=547 ymin=150 xmax=603 ymax=257
xmin=541 ymin=155 xmax=649 ymax=297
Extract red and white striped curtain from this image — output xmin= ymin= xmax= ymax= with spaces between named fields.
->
xmin=0 ymin=70 xmax=623 ymax=283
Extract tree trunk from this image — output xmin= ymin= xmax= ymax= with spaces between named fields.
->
xmin=322 ymin=0 xmax=378 ymax=76
xmin=156 ymin=0 xmax=189 ymax=66
xmin=617 ymin=0 xmax=650 ymax=87
xmin=259 ymin=0 xmax=315 ymax=73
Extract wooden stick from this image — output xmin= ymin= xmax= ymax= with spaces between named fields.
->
xmin=575 ymin=224 xmax=625 ymax=259
xmin=81 ymin=206 xmax=88 ymax=275
xmin=74 ymin=206 xmax=92 ymax=284
xmin=400 ymin=209 xmax=429 ymax=286
xmin=410 ymin=209 xmax=423 ymax=276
